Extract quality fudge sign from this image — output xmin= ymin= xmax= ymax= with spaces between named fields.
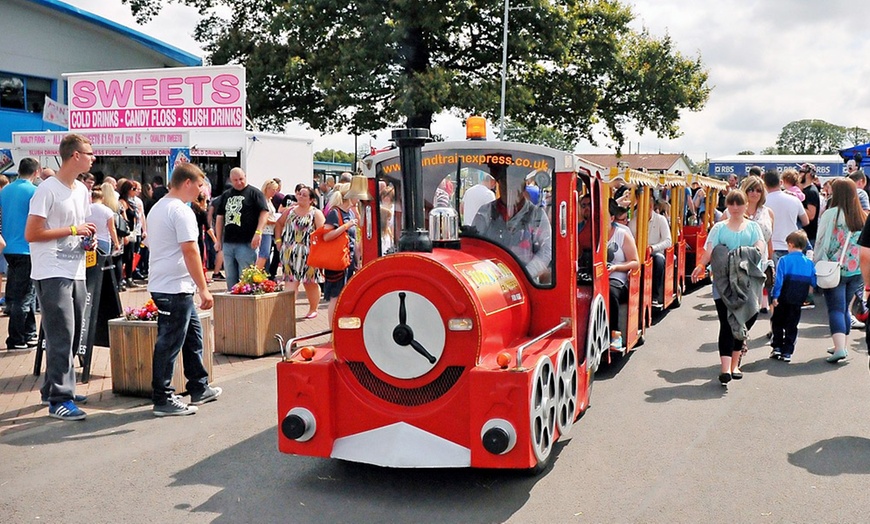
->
xmin=66 ymin=65 xmax=245 ymax=131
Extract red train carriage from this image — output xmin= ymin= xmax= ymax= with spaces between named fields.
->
xmin=276 ymin=124 xmax=657 ymax=471
xmin=682 ymin=173 xmax=727 ymax=283
xmin=658 ymin=174 xmax=687 ymax=310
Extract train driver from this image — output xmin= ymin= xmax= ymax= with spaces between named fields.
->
xmin=472 ymin=168 xmax=552 ymax=283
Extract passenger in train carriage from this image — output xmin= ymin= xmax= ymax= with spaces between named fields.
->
xmin=606 ymin=202 xmax=640 ymax=348
xmin=460 ymin=173 xmax=496 ymax=226
xmin=472 ymin=178 xmax=552 ymax=282
xmin=629 ymin=197 xmax=672 ymax=307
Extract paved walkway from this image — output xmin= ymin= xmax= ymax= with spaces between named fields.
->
xmin=0 ymin=280 xmax=330 ymax=435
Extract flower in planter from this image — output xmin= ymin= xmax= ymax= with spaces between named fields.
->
xmin=230 ymin=265 xmax=284 ymax=295
xmin=124 ymin=299 xmax=159 ymax=321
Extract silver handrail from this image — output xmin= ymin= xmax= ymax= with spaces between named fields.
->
xmin=515 ymin=320 xmax=570 ymax=370
xmin=276 ymin=330 xmax=333 ymax=361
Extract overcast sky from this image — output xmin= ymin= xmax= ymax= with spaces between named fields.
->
xmin=62 ymin=0 xmax=870 ymax=163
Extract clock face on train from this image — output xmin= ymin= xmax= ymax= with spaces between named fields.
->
xmin=362 ymin=290 xmax=445 ymax=379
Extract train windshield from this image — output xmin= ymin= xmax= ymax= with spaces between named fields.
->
xmin=376 ymin=148 xmax=556 ymax=287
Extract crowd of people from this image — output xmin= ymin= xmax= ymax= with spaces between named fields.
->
xmin=691 ymin=162 xmax=870 ymax=385
xmin=2 ymin=134 xmax=365 ymax=420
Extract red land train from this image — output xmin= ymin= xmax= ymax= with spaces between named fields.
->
xmin=276 ymin=123 xmax=693 ymax=472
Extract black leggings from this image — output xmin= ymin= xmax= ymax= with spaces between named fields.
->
xmin=714 ymin=299 xmax=757 ymax=357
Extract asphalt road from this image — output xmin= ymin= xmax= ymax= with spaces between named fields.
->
xmin=4 ymin=285 xmax=870 ymax=523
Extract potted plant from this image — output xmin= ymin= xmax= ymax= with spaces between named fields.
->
xmin=214 ymin=265 xmax=295 ymax=357
xmin=108 ymin=299 xmax=214 ymax=397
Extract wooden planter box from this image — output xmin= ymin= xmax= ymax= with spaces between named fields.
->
xmin=214 ymin=291 xmax=295 ymax=357
xmin=108 ymin=311 xmax=214 ymax=397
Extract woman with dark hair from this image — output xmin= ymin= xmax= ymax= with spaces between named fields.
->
xmin=692 ymin=189 xmax=766 ymax=385
xmin=275 ymin=185 xmax=325 ymax=319
xmin=814 ymin=178 xmax=865 ymax=363
xmin=118 ymin=180 xmax=138 ymax=288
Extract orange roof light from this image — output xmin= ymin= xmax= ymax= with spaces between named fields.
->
xmin=466 ymin=116 xmax=487 ymax=141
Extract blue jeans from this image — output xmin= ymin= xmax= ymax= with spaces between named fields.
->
xmin=222 ymin=242 xmax=257 ymax=290
xmin=150 ymin=292 xmax=209 ymax=405
xmin=822 ymin=274 xmax=863 ymax=335
xmin=4 ymin=254 xmax=36 ymax=346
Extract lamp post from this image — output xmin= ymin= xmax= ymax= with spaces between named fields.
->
xmin=499 ymin=0 xmax=509 ymax=140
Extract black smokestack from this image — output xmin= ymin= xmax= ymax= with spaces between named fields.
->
xmin=392 ymin=128 xmax=432 ymax=253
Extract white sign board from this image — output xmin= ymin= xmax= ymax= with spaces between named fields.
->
xmin=66 ymin=65 xmax=245 ymax=131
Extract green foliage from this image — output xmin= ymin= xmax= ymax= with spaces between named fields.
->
xmin=774 ymin=120 xmax=870 ymax=155
xmin=504 ymin=122 xmax=577 ymax=151
xmin=124 ymin=0 xmax=710 ymax=151
xmin=314 ymin=149 xmax=355 ymax=164
xmin=736 ymin=150 xmax=755 ymax=155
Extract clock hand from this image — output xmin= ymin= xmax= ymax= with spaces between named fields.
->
xmin=398 ymin=292 xmax=407 ymax=325
xmin=392 ymin=292 xmax=436 ymax=364
xmin=410 ymin=339 xmax=437 ymax=364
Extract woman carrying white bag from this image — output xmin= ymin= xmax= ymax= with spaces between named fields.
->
xmin=813 ymin=179 xmax=865 ymax=363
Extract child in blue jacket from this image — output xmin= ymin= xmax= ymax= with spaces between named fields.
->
xmin=770 ymin=230 xmax=816 ymax=362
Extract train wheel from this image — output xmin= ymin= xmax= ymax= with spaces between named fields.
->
xmin=555 ymin=342 xmax=578 ymax=436
xmin=529 ymin=356 xmax=557 ymax=472
xmin=586 ymin=294 xmax=609 ymax=374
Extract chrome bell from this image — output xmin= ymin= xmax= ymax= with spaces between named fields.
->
xmin=343 ymin=174 xmax=372 ymax=201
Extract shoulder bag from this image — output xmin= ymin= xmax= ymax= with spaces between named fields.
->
xmin=307 ymin=210 xmax=351 ymax=271
xmin=815 ymin=216 xmax=848 ymax=289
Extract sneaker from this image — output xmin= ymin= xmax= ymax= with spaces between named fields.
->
xmin=189 ymin=386 xmax=222 ymax=406
xmin=827 ymin=347 xmax=836 ymax=354
xmin=781 ymin=354 xmax=792 ymax=363
xmin=42 ymin=394 xmax=87 ymax=406
xmin=7 ymin=341 xmax=36 ymax=351
xmin=851 ymin=316 xmax=865 ymax=329
xmin=770 ymin=348 xmax=782 ymax=360
xmin=211 ymin=272 xmax=226 ymax=281
xmin=126 ymin=278 xmax=139 ymax=288
xmin=153 ymin=397 xmax=198 ymax=417
xmin=801 ymin=300 xmax=815 ymax=310
xmin=49 ymin=400 xmax=87 ymax=421
xmin=759 ymin=307 xmax=769 ymax=314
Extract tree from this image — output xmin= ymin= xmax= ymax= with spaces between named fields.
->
xmin=736 ymin=150 xmax=755 ymax=155
xmin=776 ymin=119 xmax=848 ymax=155
xmin=124 ymin=0 xmax=710 ymax=151
xmin=314 ymin=149 xmax=355 ymax=164
xmin=504 ymin=121 xmax=577 ymax=151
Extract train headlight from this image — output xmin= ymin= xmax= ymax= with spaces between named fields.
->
xmin=282 ymin=407 xmax=316 ymax=442
xmin=447 ymin=318 xmax=473 ymax=331
xmin=337 ymin=317 xmax=361 ymax=329
xmin=481 ymin=419 xmax=517 ymax=455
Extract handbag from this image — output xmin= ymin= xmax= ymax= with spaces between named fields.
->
xmin=307 ymin=210 xmax=351 ymax=271
xmin=815 ymin=228 xmax=849 ymax=289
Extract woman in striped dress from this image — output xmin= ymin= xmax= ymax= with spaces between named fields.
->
xmin=275 ymin=185 xmax=325 ymax=319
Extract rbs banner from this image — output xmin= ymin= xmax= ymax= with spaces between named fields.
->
xmin=66 ymin=65 xmax=245 ymax=131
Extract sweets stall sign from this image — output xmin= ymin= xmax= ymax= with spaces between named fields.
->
xmin=66 ymin=65 xmax=245 ymax=131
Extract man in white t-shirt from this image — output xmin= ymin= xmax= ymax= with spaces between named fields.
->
xmin=764 ymin=170 xmax=809 ymax=264
xmin=460 ymin=173 xmax=496 ymax=226
xmin=146 ymin=163 xmax=219 ymax=417
xmin=25 ymin=134 xmax=97 ymax=421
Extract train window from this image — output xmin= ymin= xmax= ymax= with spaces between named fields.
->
xmin=376 ymin=149 xmax=556 ymax=287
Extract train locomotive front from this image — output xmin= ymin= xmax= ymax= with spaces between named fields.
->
xmin=278 ymin=133 xmax=590 ymax=471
